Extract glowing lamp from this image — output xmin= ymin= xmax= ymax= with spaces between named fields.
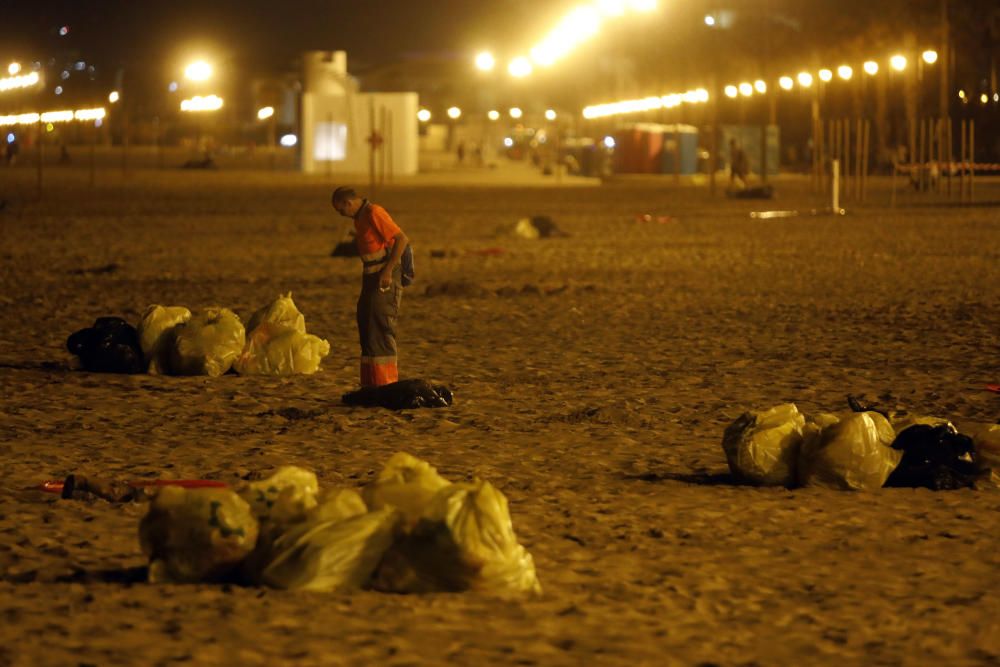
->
xmin=921 ymin=50 xmax=938 ymax=65
xmin=819 ymin=69 xmax=833 ymax=82
xmin=184 ymin=60 xmax=213 ymax=82
xmin=779 ymin=76 xmax=794 ymax=90
xmin=837 ymin=65 xmax=853 ymax=80
xmin=417 ymin=109 xmax=431 ymax=122
xmin=447 ymin=106 xmax=461 ymax=119
xmin=475 ymin=51 xmax=495 ymax=72
xmin=257 ymin=106 xmax=274 ymax=120
xmin=890 ymin=55 xmax=907 ymax=72
xmin=508 ymin=57 xmax=533 ymax=78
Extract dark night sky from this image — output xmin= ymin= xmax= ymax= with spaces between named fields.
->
xmin=0 ymin=0 xmax=563 ymax=72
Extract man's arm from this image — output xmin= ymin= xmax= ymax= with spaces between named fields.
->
xmin=378 ymin=231 xmax=409 ymax=289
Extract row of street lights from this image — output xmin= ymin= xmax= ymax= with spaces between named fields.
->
xmin=579 ymin=47 xmax=947 ymax=120
xmin=417 ymin=106 xmax=562 ymax=123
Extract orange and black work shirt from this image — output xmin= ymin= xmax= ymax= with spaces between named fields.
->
xmin=353 ymin=200 xmax=401 ymax=275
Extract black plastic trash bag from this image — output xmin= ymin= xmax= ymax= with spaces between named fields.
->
xmin=884 ymin=424 xmax=985 ymax=490
xmin=66 ymin=317 xmax=144 ymax=374
xmin=342 ymin=379 xmax=453 ymax=410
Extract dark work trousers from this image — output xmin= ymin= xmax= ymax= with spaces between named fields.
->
xmin=357 ymin=263 xmax=402 ymax=386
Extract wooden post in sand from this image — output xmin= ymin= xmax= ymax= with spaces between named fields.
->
xmin=368 ymin=99 xmax=376 ymax=200
xmin=36 ymin=118 xmax=43 ymax=199
xmin=959 ymin=118 xmax=967 ymax=202
xmin=861 ymin=119 xmax=871 ymax=203
xmin=89 ymin=121 xmax=97 ymax=188
xmin=378 ymin=105 xmax=387 ymax=187
xmin=843 ymin=118 xmax=851 ymax=201
xmin=969 ymin=119 xmax=975 ymax=204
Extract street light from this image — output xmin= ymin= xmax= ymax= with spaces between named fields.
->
xmin=754 ymin=80 xmax=767 ymax=94
xmin=818 ymin=69 xmax=833 ymax=83
xmin=488 ymin=109 xmax=500 ymax=121
xmin=797 ymin=72 xmax=813 ymax=88
xmin=545 ymin=109 xmax=557 ymax=120
xmin=921 ymin=50 xmax=938 ymax=65
xmin=184 ymin=60 xmax=213 ymax=81
xmin=108 ymin=91 xmax=120 ymax=103
xmin=7 ymin=62 xmax=20 ymax=75
xmin=447 ymin=106 xmax=462 ymax=119
xmin=180 ymin=94 xmax=223 ymax=111
xmin=724 ymin=85 xmax=738 ymax=98
xmin=509 ymin=107 xmax=523 ymax=119
xmin=837 ymin=65 xmax=853 ymax=80
xmin=257 ymin=106 xmax=274 ymax=120
xmin=475 ymin=51 xmax=495 ymax=72
xmin=738 ymin=82 xmax=753 ymax=97
xmin=863 ymin=61 xmax=879 ymax=76
xmin=889 ymin=54 xmax=907 ymax=72
xmin=779 ymin=76 xmax=794 ymax=91
xmin=417 ymin=108 xmax=431 ymax=122
xmin=508 ymin=57 xmax=532 ymax=78
xmin=704 ymin=14 xmax=716 ymax=26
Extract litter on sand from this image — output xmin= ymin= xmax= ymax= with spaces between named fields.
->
xmin=342 ymin=379 xmax=454 ymax=410
xmin=67 ymin=294 xmax=329 ymax=377
xmin=134 ymin=454 xmax=541 ymax=596
xmin=722 ymin=396 xmax=993 ymax=491
xmin=749 ymin=208 xmax=847 ymax=219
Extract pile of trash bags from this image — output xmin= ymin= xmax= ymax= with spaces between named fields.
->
xmin=139 ymin=453 xmax=542 ymax=597
xmin=68 ymin=293 xmax=329 ymax=377
xmin=722 ymin=399 xmax=998 ymax=491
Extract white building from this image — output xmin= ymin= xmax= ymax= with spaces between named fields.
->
xmin=300 ymin=51 xmax=418 ymax=176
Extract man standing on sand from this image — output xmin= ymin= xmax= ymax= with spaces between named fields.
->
xmin=332 ymin=186 xmax=409 ymax=387
xmin=729 ymin=138 xmax=749 ymax=190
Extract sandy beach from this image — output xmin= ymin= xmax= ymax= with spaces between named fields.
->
xmin=1 ymin=165 xmax=999 ymax=666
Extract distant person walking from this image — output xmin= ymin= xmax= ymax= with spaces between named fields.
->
xmin=5 ymin=137 xmax=19 ymax=166
xmin=729 ymin=138 xmax=749 ymax=189
xmin=332 ymin=186 xmax=409 ymax=387
xmin=456 ymin=140 xmax=466 ymax=165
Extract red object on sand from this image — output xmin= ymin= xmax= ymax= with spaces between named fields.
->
xmin=987 ymin=384 xmax=1000 ymax=394
xmin=38 ymin=479 xmax=229 ymax=494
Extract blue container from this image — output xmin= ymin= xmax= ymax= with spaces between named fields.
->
xmin=659 ymin=124 xmax=699 ymax=175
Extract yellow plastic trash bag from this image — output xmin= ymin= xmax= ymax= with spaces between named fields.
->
xmin=169 ymin=307 xmax=246 ymax=376
xmin=237 ymin=466 xmax=319 ymax=527
xmin=246 ymin=292 xmax=306 ymax=334
xmin=232 ymin=323 xmax=330 ymax=376
xmin=955 ymin=421 xmax=1000 ymax=484
xmin=371 ymin=480 xmax=542 ymax=597
xmin=721 ymin=403 xmax=805 ymax=486
xmin=253 ymin=507 xmax=400 ymax=592
xmin=136 ymin=305 xmax=191 ymax=374
xmin=311 ymin=488 xmax=370 ymax=524
xmin=798 ymin=411 xmax=902 ymax=490
xmin=139 ymin=486 xmax=259 ymax=583
xmin=362 ymin=452 xmax=451 ymax=523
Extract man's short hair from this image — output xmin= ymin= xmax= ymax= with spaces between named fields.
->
xmin=331 ymin=186 xmax=357 ymax=205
